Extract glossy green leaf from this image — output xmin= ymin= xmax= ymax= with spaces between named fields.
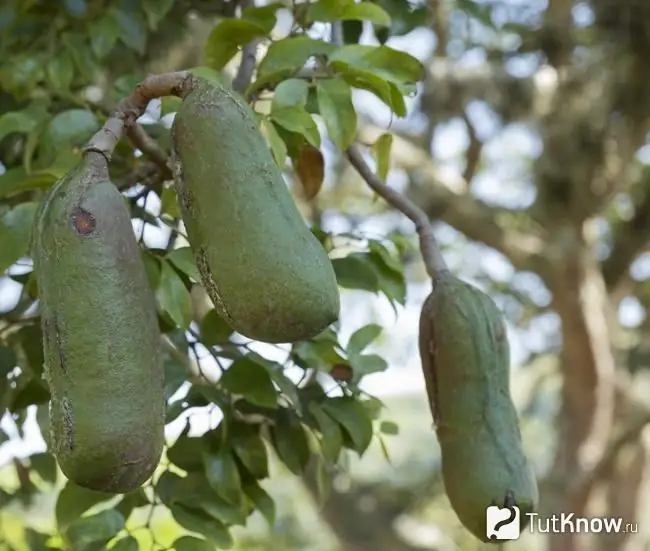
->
xmin=322 ymin=397 xmax=373 ymax=455
xmin=329 ymin=44 xmax=424 ymax=85
xmin=231 ymin=422 xmax=269 ymax=479
xmin=172 ymin=536 xmax=214 ymax=551
xmin=347 ymin=324 xmax=383 ymax=355
xmin=255 ymin=37 xmax=334 ymax=82
xmin=202 ymin=447 xmax=242 ymax=504
xmin=261 ymin=118 xmax=288 ymax=167
xmin=111 ymin=536 xmax=138 ymax=551
xmin=170 ymin=504 xmax=233 ymax=548
xmin=349 ymin=353 xmax=388 ymax=377
xmin=204 ymin=19 xmax=268 ymax=70
xmin=167 ymin=427 xmax=205 ymax=472
xmin=317 ymin=78 xmax=357 ymax=149
xmin=0 ymin=109 xmax=41 ymax=143
xmin=219 ymin=357 xmax=278 ymax=409
xmin=372 ymin=133 xmax=393 ymax=180
xmin=309 ymin=402 xmax=343 ymax=463
xmin=332 ymin=253 xmax=379 ymax=292
xmin=167 ymin=247 xmax=200 ymax=282
xmin=243 ymin=482 xmax=276 ymax=526
xmin=65 ymin=509 xmax=124 ymax=548
xmin=270 ymin=106 xmax=320 ymax=148
xmin=342 ymin=3 xmax=391 ymax=25
xmin=0 ymin=202 xmax=40 ymax=274
xmin=200 ymin=309 xmax=233 ymax=346
xmin=157 ymin=260 xmax=193 ymax=330
xmin=29 ymin=452 xmax=57 ymax=484
xmin=46 ymin=109 xmax=100 ymax=147
xmin=270 ymin=408 xmax=310 ymax=475
xmin=272 ymin=78 xmax=309 ymax=109
xmin=55 ymin=481 xmax=115 ymax=531
xmin=0 ymin=168 xmax=57 ymax=200
xmin=335 ymin=64 xmax=406 ymax=116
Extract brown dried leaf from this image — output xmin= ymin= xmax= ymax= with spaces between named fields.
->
xmin=295 ymin=146 xmax=325 ymax=200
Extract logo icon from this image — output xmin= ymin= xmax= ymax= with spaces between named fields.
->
xmin=486 ymin=504 xmax=520 ymax=540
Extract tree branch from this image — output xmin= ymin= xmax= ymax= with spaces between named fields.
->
xmin=85 ymin=71 xmax=193 ymax=160
xmin=126 ymin=125 xmax=173 ymax=180
xmin=232 ymin=0 xmax=260 ymax=94
xmin=346 ymin=145 xmax=449 ymax=281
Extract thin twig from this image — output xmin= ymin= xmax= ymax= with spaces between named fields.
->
xmin=346 ymin=146 xmax=449 ymax=280
xmin=84 ymin=71 xmax=193 ymax=160
xmin=232 ymin=0 xmax=260 ymax=94
xmin=127 ymin=125 xmax=173 ymax=179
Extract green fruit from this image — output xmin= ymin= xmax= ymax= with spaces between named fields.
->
xmin=170 ymin=76 xmax=340 ymax=343
xmin=418 ymin=273 xmax=538 ymax=542
xmin=33 ymin=153 xmax=164 ymax=493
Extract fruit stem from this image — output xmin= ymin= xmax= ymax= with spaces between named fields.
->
xmin=346 ymin=145 xmax=449 ymax=281
xmin=83 ymin=71 xmax=195 ymax=162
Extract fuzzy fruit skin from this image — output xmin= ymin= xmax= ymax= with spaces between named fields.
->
xmin=33 ymin=154 xmax=164 ymax=494
xmin=418 ymin=273 xmax=538 ymax=542
xmin=170 ymin=77 xmax=340 ymax=343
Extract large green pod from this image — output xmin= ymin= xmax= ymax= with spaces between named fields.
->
xmin=33 ymin=153 xmax=164 ymax=493
xmin=418 ymin=273 xmax=538 ymax=542
xmin=171 ymin=77 xmax=340 ymax=343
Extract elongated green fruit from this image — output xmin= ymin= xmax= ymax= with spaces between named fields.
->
xmin=171 ymin=77 xmax=340 ymax=343
xmin=418 ymin=273 xmax=538 ymax=542
xmin=33 ymin=153 xmax=164 ymax=493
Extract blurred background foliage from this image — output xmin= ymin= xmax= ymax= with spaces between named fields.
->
xmin=1 ymin=0 xmax=650 ymax=550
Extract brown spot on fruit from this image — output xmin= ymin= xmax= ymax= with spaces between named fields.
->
xmin=70 ymin=207 xmax=96 ymax=235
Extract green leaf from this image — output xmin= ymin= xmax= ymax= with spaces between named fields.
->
xmin=204 ymin=19 xmax=269 ymax=70
xmin=46 ymin=109 xmax=100 ymax=146
xmin=0 ymin=109 xmax=40 ymax=143
xmin=369 ymin=239 xmax=402 ymax=274
xmin=219 ymin=357 xmax=278 ymax=409
xmin=111 ymin=536 xmax=138 ymax=551
xmin=29 ymin=452 xmax=57 ymax=484
xmin=372 ymin=133 xmax=393 ymax=180
xmin=0 ymin=202 xmax=40 ymax=274
xmin=172 ymin=536 xmax=214 ymax=551
xmin=46 ymin=54 xmax=75 ymax=91
xmin=167 ymin=427 xmax=204 ymax=472
xmin=142 ymin=0 xmax=175 ymax=30
xmin=335 ymin=64 xmax=406 ymax=116
xmin=231 ymin=423 xmax=269 ymax=479
xmin=328 ymin=44 xmax=424 ymax=85
xmin=380 ymin=420 xmax=399 ymax=435
xmin=115 ymin=489 xmax=148 ymax=521
xmin=309 ymin=402 xmax=343 ymax=463
xmin=270 ymin=106 xmax=320 ymax=148
xmin=55 ymin=481 xmax=115 ymax=531
xmin=260 ymin=118 xmax=287 ymax=168
xmin=347 ymin=324 xmax=383 ymax=355
xmin=0 ymin=168 xmax=57 ymax=200
xmin=156 ymin=260 xmax=193 ymax=329
xmin=342 ymin=3 xmax=391 ymax=26
xmin=332 ymin=253 xmax=379 ymax=292
xmin=166 ymin=247 xmax=200 ymax=282
xmin=65 ymin=510 xmax=125 ymax=549
xmin=368 ymin=248 xmax=406 ymax=306
xmin=200 ymin=309 xmax=233 ymax=346
xmin=255 ymin=37 xmax=334 ymax=83
xmin=322 ymin=397 xmax=373 ymax=455
xmin=202 ymin=448 xmax=242 ymax=504
xmin=160 ymin=185 xmax=181 ymax=218
xmin=62 ymin=33 xmax=99 ymax=80
xmin=307 ymin=0 xmax=391 ymax=25
xmin=272 ymin=78 xmax=309 ymax=109
xmin=349 ymin=353 xmax=388 ymax=377
xmin=188 ymin=66 xmax=226 ymax=86
xmin=270 ymin=408 xmax=310 ymax=475
xmin=10 ymin=377 xmax=50 ymax=411
xmin=88 ymin=15 xmax=119 ymax=59
xmin=316 ymin=78 xmax=356 ymax=149
xmin=243 ymin=482 xmax=276 ymax=526
xmin=113 ymin=9 xmax=147 ymax=55
xmin=170 ymin=504 xmax=233 ymax=548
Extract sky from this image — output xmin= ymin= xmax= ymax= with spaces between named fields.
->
xmin=0 ymin=0 xmax=648 ymax=466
